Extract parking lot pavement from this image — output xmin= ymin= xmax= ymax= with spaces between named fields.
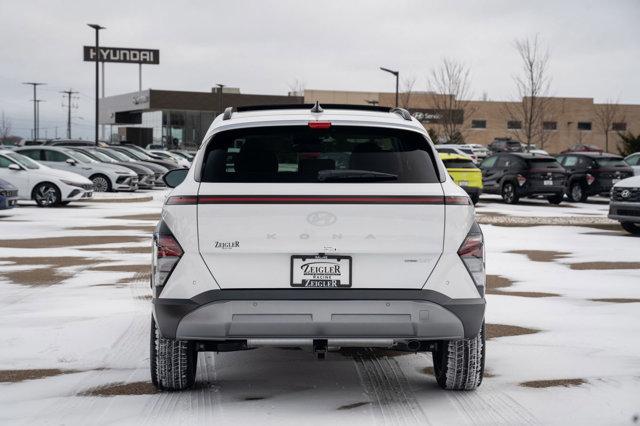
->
xmin=1 ymin=194 xmax=639 ymax=425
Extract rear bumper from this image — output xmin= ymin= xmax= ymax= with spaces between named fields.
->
xmin=153 ymin=289 xmax=485 ymax=341
xmin=519 ymin=183 xmax=565 ymax=196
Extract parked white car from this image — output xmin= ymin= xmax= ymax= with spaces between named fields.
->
xmin=0 ymin=149 xmax=93 ymax=207
xmin=435 ymin=144 xmax=478 ymax=163
xmin=15 ymin=146 xmax=138 ymax=192
xmin=467 ymin=144 xmax=490 ymax=161
xmin=148 ymin=150 xmax=191 ymax=168
xmin=150 ymin=104 xmax=486 ymax=392
xmin=624 ymin=153 xmax=640 ymax=176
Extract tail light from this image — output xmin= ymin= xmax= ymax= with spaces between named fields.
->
xmin=152 ymin=220 xmax=183 ymax=295
xmin=458 ymin=222 xmax=485 ymax=293
xmin=516 ymin=174 xmax=527 ymax=186
xmin=586 ymin=173 xmax=595 ymax=185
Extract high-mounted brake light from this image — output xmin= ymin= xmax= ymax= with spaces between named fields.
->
xmin=458 ymin=222 xmax=485 ymax=292
xmin=152 ymin=221 xmax=184 ymax=295
xmin=308 ymin=121 xmax=332 ymax=129
xmin=586 ymin=173 xmax=595 ymax=185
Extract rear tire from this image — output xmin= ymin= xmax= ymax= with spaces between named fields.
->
xmin=432 ymin=323 xmax=485 ymax=391
xmin=501 ymin=182 xmax=519 ymax=204
xmin=150 ymin=315 xmax=197 ymax=391
xmin=620 ymin=222 xmax=640 ymax=235
xmin=568 ymin=182 xmax=588 ymax=202
xmin=547 ymin=193 xmax=563 ymax=204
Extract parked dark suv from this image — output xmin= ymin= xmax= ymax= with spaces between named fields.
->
xmin=487 ymin=138 xmax=523 ymax=153
xmin=479 ymin=153 xmax=566 ymax=204
xmin=556 ymin=153 xmax=634 ymax=202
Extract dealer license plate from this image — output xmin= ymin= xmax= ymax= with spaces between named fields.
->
xmin=543 ymin=180 xmax=553 ymax=186
xmin=291 ymin=255 xmax=352 ymax=288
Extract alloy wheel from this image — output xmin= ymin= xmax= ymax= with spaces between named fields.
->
xmin=92 ymin=176 xmax=110 ymax=192
xmin=571 ymin=184 xmax=582 ymax=202
xmin=502 ymin=183 xmax=515 ymax=203
xmin=35 ymin=184 xmax=59 ymax=207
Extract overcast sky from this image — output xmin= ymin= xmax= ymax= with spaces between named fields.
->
xmin=1 ymin=0 xmax=638 ymax=139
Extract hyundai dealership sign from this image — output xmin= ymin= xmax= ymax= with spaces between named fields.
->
xmin=83 ymin=46 xmax=159 ymax=64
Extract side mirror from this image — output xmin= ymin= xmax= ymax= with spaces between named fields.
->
xmin=163 ymin=168 xmax=188 ymax=188
xmin=8 ymin=163 xmax=22 ymax=171
xmin=66 ymin=158 xmax=77 ymax=165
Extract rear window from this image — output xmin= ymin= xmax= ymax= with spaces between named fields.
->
xmin=527 ymin=158 xmax=563 ymax=169
xmin=443 ymin=159 xmax=476 ymax=169
xmin=201 ymin=126 xmax=439 ymax=183
xmin=595 ymin=158 xmax=627 ymax=168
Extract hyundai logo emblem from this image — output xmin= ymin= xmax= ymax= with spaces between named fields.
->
xmin=307 ymin=211 xmax=337 ymax=226
xmin=621 ymin=189 xmax=631 ymax=198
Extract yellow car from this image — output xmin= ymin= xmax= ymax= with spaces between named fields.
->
xmin=439 ymin=153 xmax=483 ymax=205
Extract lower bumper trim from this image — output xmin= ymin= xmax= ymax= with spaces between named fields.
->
xmin=154 ymin=289 xmax=485 ymax=341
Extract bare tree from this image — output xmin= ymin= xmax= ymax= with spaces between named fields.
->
xmin=287 ymin=79 xmax=305 ymax=97
xmin=0 ymin=111 xmax=11 ymax=143
xmin=427 ymin=58 xmax=477 ymax=143
xmin=594 ymin=99 xmax=623 ymax=153
xmin=505 ymin=35 xmax=552 ymax=149
xmin=399 ymin=76 xmax=417 ymax=109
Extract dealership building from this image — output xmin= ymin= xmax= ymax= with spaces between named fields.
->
xmin=99 ymin=87 xmax=302 ymax=147
xmin=99 ymin=87 xmax=639 ymax=153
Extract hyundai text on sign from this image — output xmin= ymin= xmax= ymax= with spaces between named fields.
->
xmin=83 ymin=46 xmax=160 ymax=64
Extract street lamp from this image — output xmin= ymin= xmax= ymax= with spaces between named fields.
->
xmin=379 ymin=67 xmax=399 ymax=108
xmin=87 ymin=23 xmax=105 ymax=146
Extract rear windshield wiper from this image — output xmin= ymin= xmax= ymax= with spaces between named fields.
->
xmin=317 ymin=169 xmax=398 ymax=182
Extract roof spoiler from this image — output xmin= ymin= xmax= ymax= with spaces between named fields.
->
xmin=221 ymin=103 xmax=414 ymax=121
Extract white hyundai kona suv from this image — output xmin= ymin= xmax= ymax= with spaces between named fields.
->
xmin=151 ymin=104 xmax=486 ymax=391
xmin=0 ymin=149 xmax=93 ymax=206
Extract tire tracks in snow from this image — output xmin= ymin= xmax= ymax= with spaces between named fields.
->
xmin=353 ymin=349 xmax=430 ymax=426
xmin=447 ymin=384 xmax=538 ymax=425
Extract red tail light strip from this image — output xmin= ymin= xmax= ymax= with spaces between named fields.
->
xmin=165 ymin=195 xmax=472 ymax=205
xmin=444 ymin=196 xmax=472 ymax=205
xmin=165 ymin=195 xmax=198 ymax=205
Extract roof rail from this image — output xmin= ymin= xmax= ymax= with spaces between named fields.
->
xmin=390 ymin=107 xmax=412 ymax=121
xmin=235 ymin=103 xmax=389 ymax=113
xmin=222 ymin=107 xmax=234 ymax=120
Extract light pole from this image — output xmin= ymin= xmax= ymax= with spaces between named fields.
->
xmin=35 ymin=99 xmax=45 ymax=139
xmin=379 ymin=67 xmax=399 ymax=108
xmin=22 ymin=82 xmax=45 ymax=140
xmin=87 ymin=24 xmax=105 ymax=146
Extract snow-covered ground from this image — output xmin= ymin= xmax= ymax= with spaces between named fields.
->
xmin=0 ymin=193 xmax=639 ymax=425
